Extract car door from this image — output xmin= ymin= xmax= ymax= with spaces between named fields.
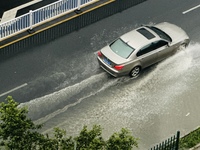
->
xmin=153 ymin=40 xmax=174 ymax=61
xmin=136 ymin=43 xmax=158 ymax=68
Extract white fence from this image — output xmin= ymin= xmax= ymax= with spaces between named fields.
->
xmin=0 ymin=0 xmax=93 ymax=40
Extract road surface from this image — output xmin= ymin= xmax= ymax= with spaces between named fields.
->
xmin=1 ymin=0 xmax=200 ymax=149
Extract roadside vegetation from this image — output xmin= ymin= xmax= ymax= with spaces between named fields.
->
xmin=180 ymin=127 xmax=200 ymax=149
xmin=0 ymin=96 xmax=138 ymax=150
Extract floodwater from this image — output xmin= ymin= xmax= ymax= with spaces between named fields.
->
xmin=19 ymin=41 xmax=200 ymax=149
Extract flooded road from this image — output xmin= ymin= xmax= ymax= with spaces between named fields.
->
xmin=19 ymin=42 xmax=200 ymax=149
xmin=1 ymin=0 xmax=200 ymax=149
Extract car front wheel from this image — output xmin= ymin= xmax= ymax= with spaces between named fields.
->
xmin=129 ymin=66 xmax=141 ymax=78
xmin=178 ymin=42 xmax=188 ymax=51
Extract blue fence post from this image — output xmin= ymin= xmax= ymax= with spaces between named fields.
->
xmin=75 ymin=0 xmax=82 ymax=14
xmin=28 ymin=10 xmax=35 ymax=33
xmin=29 ymin=10 xmax=33 ymax=30
xmin=0 ymin=25 xmax=2 ymax=38
xmin=78 ymin=0 xmax=81 ymax=10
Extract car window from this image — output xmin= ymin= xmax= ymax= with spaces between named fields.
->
xmin=110 ymin=38 xmax=135 ymax=59
xmin=136 ymin=44 xmax=154 ymax=57
xmin=137 ymin=40 xmax=168 ymax=57
xmin=152 ymin=40 xmax=168 ymax=49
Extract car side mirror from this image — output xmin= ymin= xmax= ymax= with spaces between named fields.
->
xmin=167 ymin=42 xmax=171 ymax=47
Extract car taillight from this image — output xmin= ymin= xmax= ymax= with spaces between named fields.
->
xmin=97 ymin=51 xmax=103 ymax=57
xmin=114 ymin=65 xmax=124 ymax=70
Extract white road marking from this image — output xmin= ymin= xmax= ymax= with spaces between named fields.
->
xmin=0 ymin=83 xmax=28 ymax=98
xmin=182 ymin=4 xmax=200 ymax=14
xmin=186 ymin=112 xmax=190 ymax=116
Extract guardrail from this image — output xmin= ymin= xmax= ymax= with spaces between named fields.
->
xmin=149 ymin=131 xmax=180 ymax=150
xmin=0 ymin=0 xmax=93 ymax=40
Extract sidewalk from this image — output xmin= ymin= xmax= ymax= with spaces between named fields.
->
xmin=0 ymin=0 xmax=111 ymax=47
xmin=190 ymin=144 xmax=200 ymax=150
xmin=0 ymin=0 xmax=32 ymax=17
xmin=1 ymin=0 xmax=42 ymax=23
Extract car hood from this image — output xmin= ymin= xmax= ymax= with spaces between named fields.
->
xmin=154 ymin=22 xmax=189 ymax=43
xmin=101 ymin=45 xmax=128 ymax=64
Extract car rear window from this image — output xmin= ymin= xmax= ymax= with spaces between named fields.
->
xmin=110 ymin=39 xmax=135 ymax=59
xmin=137 ymin=28 xmax=155 ymax=39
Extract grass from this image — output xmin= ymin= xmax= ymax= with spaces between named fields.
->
xmin=180 ymin=126 xmax=200 ymax=149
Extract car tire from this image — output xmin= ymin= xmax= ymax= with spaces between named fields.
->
xmin=178 ymin=42 xmax=187 ymax=50
xmin=129 ymin=66 xmax=141 ymax=78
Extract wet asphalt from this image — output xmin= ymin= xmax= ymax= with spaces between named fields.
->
xmin=1 ymin=0 xmax=200 ymax=149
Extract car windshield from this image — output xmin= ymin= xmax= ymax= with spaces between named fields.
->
xmin=147 ymin=26 xmax=172 ymax=42
xmin=110 ymin=38 xmax=135 ymax=59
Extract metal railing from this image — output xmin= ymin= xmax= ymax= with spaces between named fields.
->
xmin=149 ymin=131 xmax=180 ymax=150
xmin=0 ymin=0 xmax=93 ymax=40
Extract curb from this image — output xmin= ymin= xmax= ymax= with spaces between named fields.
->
xmin=190 ymin=143 xmax=200 ymax=150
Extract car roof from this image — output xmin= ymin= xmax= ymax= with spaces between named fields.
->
xmin=120 ymin=26 xmax=161 ymax=50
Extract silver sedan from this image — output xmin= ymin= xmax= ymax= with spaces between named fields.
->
xmin=97 ymin=22 xmax=190 ymax=78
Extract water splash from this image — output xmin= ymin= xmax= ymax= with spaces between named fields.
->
xmin=20 ymin=72 xmax=118 ymax=121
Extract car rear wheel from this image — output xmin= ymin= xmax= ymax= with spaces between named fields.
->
xmin=129 ymin=66 xmax=141 ymax=78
